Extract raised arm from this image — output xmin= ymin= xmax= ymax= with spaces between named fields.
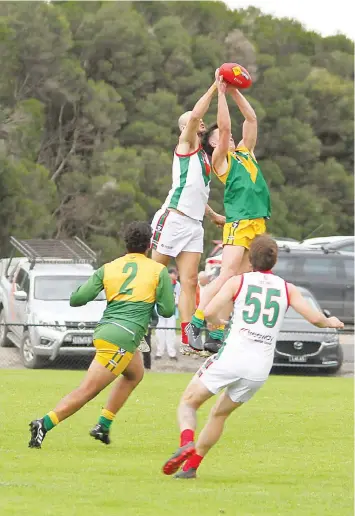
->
xmin=177 ymin=82 xmax=217 ymax=154
xmin=288 ymin=283 xmax=344 ymax=329
xmin=228 ymin=88 xmax=257 ymax=153
xmin=70 ymin=267 xmax=104 ymax=307
xmin=204 ymin=276 xmax=242 ymax=326
xmin=212 ymin=76 xmax=231 ymax=176
xmin=155 ymin=267 xmax=175 ymax=318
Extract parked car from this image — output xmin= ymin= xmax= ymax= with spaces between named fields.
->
xmin=273 ymin=287 xmax=343 ymax=373
xmin=319 ymin=237 xmax=354 ymax=254
xmin=299 ymin=235 xmax=353 ymax=248
xmin=205 ymin=237 xmax=301 ymax=274
xmin=273 ymin=248 xmax=354 ymax=323
xmin=0 ymin=237 xmax=106 ymax=368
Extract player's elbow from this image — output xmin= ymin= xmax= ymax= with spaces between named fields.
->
xmin=158 ymin=305 xmax=175 ymax=318
xmin=190 ymin=109 xmax=201 ymax=122
xmin=246 ymin=113 xmax=257 ymax=123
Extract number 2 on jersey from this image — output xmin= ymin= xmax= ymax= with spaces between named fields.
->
xmin=119 ymin=263 xmax=138 ymax=296
xmin=242 ymin=285 xmax=281 ymax=328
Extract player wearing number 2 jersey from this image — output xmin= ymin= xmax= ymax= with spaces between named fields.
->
xmin=162 ymin=234 xmax=344 ymax=479
xmin=28 ymin=222 xmax=175 ymax=449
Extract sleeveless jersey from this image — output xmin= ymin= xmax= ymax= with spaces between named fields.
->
xmin=215 ymin=146 xmax=271 ymax=223
xmin=162 ymin=147 xmax=211 ymax=221
xmin=223 ymin=271 xmax=289 ymax=381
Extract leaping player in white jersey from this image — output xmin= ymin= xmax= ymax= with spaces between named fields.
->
xmin=151 ymin=78 xmax=225 ymax=355
xmin=162 ymin=234 xmax=344 ymax=479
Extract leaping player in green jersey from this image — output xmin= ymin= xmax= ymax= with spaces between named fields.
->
xmin=187 ymin=71 xmax=271 ymax=355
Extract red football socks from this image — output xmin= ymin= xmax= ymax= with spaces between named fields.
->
xmin=183 ymin=453 xmax=204 ymax=471
xmin=181 ymin=322 xmax=189 ymax=345
xmin=180 ymin=429 xmax=194 ymax=447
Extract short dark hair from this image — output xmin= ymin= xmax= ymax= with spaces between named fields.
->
xmin=124 ymin=221 xmax=152 ymax=254
xmin=249 ymin=234 xmax=278 ymax=271
xmin=201 ymin=123 xmax=218 ymax=157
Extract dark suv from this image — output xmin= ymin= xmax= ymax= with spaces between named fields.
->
xmin=273 ymin=247 xmax=354 ymax=323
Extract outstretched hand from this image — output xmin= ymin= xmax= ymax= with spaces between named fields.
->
xmin=327 ymin=316 xmax=344 ymax=329
xmin=215 ymin=68 xmax=227 ymax=94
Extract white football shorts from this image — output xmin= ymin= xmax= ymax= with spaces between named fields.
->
xmin=151 ymin=209 xmax=204 ymax=257
xmin=196 ymin=353 xmax=265 ymax=403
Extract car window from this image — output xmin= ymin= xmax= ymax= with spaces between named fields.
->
xmin=34 ymin=276 xmax=106 ymax=301
xmin=286 ymin=295 xmax=319 ymax=319
xmin=21 ymin=272 xmax=30 ymax=294
xmin=340 ymin=244 xmax=354 ymax=252
xmin=273 ymin=257 xmax=297 ymax=277
xmin=344 ymin=259 xmax=354 ymax=280
xmin=302 ymin=257 xmax=338 ymax=278
xmin=15 ymin=268 xmax=26 ymax=289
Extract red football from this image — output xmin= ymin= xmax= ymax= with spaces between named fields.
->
xmin=219 ymin=63 xmax=252 ymax=89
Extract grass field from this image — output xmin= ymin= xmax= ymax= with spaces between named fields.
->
xmin=0 ymin=370 xmax=353 ymax=516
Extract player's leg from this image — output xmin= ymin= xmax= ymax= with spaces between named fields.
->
xmin=175 ymin=391 xmax=241 ymax=478
xmin=166 ymin=315 xmax=177 ymax=359
xmin=175 ymin=250 xmax=201 ymax=354
xmin=188 ymin=220 xmax=256 ymax=351
xmin=177 ymin=377 xmax=264 ymax=478
xmin=28 ymin=354 xmax=117 ymax=448
xmin=151 ymin=249 xmax=170 ymax=267
xmin=155 ymin=316 xmax=166 ymax=359
xmin=187 ymin=245 xmax=246 ymax=351
xmin=162 ymin=376 xmax=213 ymax=475
xmin=90 ymin=351 xmax=144 ymax=444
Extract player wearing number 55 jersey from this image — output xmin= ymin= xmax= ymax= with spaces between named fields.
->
xmin=162 ymin=234 xmax=344 ymax=479
xmin=28 ymin=222 xmax=175 ymax=449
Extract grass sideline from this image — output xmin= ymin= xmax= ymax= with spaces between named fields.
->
xmin=0 ymin=370 xmax=353 ymax=516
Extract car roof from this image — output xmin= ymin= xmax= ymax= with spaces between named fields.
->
xmin=17 ymin=260 xmax=95 ymax=276
xmin=301 ymin=235 xmax=353 ymax=245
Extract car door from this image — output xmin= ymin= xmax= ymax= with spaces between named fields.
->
xmin=15 ymin=270 xmax=30 ymax=340
xmin=297 ymin=255 xmax=343 ymax=317
xmin=343 ymin=257 xmax=354 ymax=322
xmin=12 ymin=268 xmax=28 ymax=340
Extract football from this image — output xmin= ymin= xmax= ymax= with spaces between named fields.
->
xmin=219 ymin=63 xmax=252 ymax=89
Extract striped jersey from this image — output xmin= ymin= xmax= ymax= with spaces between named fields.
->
xmin=224 ymin=271 xmax=289 ymax=381
xmin=162 ymin=147 xmax=211 ymax=221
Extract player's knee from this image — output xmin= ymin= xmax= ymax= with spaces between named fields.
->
xmin=125 ymin=367 xmax=144 ymax=386
xmin=219 ymin=266 xmax=236 ymax=280
xmin=181 ymin=390 xmax=201 ymax=410
xmin=180 ymin=273 xmax=198 ymax=292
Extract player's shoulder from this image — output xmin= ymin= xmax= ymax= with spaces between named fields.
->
xmin=144 ymin=256 xmax=166 ymax=274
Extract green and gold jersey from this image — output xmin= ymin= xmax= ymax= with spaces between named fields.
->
xmin=70 ymin=253 xmax=175 ymax=352
xmin=215 ymin=146 xmax=271 ymax=223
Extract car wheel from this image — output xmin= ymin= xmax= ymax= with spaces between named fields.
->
xmin=0 ymin=311 xmax=14 ymax=347
xmin=20 ymin=331 xmax=46 ymax=369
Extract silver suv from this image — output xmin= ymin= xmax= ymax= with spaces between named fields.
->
xmin=0 ymin=238 xmax=106 ymax=368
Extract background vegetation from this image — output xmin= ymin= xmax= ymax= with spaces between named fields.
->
xmin=0 ymin=1 xmax=353 ymax=262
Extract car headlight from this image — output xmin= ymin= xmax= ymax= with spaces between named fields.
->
xmin=322 ymin=334 xmax=339 ymax=346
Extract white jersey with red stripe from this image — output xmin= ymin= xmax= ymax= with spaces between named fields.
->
xmin=223 ymin=271 xmax=289 ymax=381
xmin=161 ymin=147 xmax=211 ymax=221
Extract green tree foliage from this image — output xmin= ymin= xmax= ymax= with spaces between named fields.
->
xmin=0 ymin=1 xmax=353 ymax=260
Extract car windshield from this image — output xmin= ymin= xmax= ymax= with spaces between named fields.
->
xmin=286 ymin=295 xmax=319 ymax=319
xmin=34 ymin=276 xmax=106 ymax=301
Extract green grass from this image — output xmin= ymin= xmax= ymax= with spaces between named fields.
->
xmin=0 ymin=370 xmax=353 ymax=516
